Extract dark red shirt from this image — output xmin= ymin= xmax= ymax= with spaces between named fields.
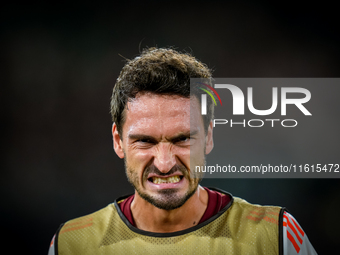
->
xmin=118 ymin=187 xmax=231 ymax=227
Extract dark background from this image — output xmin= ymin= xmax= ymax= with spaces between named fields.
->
xmin=1 ymin=2 xmax=339 ymax=254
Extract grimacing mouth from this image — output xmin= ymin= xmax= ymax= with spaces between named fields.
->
xmin=147 ymin=175 xmax=184 ymax=184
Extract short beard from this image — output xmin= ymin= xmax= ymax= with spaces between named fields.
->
xmin=125 ymin=161 xmax=202 ymax=210
xmin=137 ymin=185 xmax=198 ymax=210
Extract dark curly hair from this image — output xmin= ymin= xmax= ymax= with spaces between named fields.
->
xmin=110 ymin=47 xmax=214 ymax=136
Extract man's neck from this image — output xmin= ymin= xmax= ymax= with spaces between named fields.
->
xmin=130 ymin=186 xmax=208 ymax=233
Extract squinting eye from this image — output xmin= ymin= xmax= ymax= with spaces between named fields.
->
xmin=176 ymin=136 xmax=190 ymax=143
xmin=139 ymin=139 xmax=151 ymax=143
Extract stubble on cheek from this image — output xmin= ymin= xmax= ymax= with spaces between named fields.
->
xmin=123 ymin=152 xmax=142 ymax=189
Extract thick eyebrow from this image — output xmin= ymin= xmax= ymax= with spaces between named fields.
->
xmin=169 ymin=130 xmax=198 ymax=142
xmin=128 ymin=130 xmax=199 ymax=142
xmin=128 ymin=134 xmax=156 ymax=142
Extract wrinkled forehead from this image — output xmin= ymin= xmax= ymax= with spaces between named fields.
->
xmin=123 ymin=93 xmax=203 ymax=134
xmin=127 ymin=92 xmax=200 ymax=112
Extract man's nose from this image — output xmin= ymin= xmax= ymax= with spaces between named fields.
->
xmin=153 ymin=143 xmax=176 ymax=173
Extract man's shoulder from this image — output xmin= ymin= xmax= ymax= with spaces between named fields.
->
xmin=57 ymin=203 xmax=117 ymax=245
xmin=231 ymin=196 xmax=282 ymax=226
xmin=206 ymin=186 xmax=282 ymax=213
xmin=220 ymin=193 xmax=317 ymax=254
xmin=233 ymin=196 xmax=282 ymax=213
xmin=60 ymin=203 xmax=116 ymax=233
xmin=204 ymin=187 xmax=282 ymax=230
xmin=53 ymin=203 xmax=119 ymax=254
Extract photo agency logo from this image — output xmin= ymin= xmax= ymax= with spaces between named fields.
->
xmin=198 ymin=82 xmax=223 ymax=114
xmin=194 ymin=79 xmax=312 ymax=128
xmin=191 ymin=78 xmax=340 ymax=179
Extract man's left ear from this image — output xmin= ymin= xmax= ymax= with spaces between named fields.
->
xmin=205 ymin=121 xmax=214 ymax=154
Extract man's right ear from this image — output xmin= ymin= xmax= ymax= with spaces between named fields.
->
xmin=112 ymin=123 xmax=125 ymax=159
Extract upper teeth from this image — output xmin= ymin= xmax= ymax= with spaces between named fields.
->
xmin=152 ymin=176 xmax=181 ymax=184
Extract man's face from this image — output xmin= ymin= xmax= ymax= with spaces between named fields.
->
xmin=113 ymin=93 xmax=213 ymax=210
